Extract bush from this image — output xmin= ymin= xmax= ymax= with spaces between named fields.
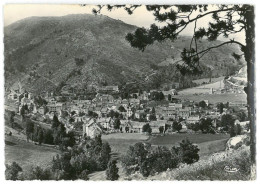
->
xmin=178 ymin=138 xmax=200 ymax=164
xmin=106 ymin=160 xmax=119 ymax=181
xmin=142 ymin=123 xmax=152 ymax=134
xmin=122 ymin=139 xmax=199 ymax=177
xmin=5 ymin=162 xmax=22 ymax=180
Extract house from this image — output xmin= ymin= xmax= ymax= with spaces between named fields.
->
xmin=162 ymin=106 xmax=177 ymax=120
xmin=126 ymin=107 xmax=133 ymax=118
xmin=169 ymin=103 xmax=182 ymax=111
xmin=149 ymin=120 xmax=168 ymax=133
xmin=121 ymin=99 xmax=129 ymax=108
xmin=56 ymin=102 xmax=65 ymax=112
xmin=100 ymin=107 xmax=108 ymax=117
xmin=83 ymin=119 xmax=103 ymax=138
xmin=97 ymin=117 xmax=114 ymax=130
xmin=139 ymin=91 xmax=149 ymax=101
xmin=162 ymin=89 xmax=178 ymax=100
xmin=186 ymin=116 xmax=200 ymax=124
xmin=134 ymin=110 xmax=145 ymax=119
xmin=129 ymin=98 xmax=140 ymax=105
xmin=8 ymin=93 xmax=18 ymax=100
xmin=20 ymin=97 xmax=32 ymax=106
xmin=178 ymin=108 xmax=191 ymax=119
xmin=121 ymin=121 xmax=144 ymax=133
xmin=98 ymin=86 xmax=119 ymax=93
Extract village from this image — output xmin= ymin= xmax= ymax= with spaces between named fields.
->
xmin=5 ymin=76 xmax=249 ymax=142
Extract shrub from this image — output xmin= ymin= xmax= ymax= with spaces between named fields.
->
xmin=178 ymin=138 xmax=200 ymax=164
xmin=106 ymin=160 xmax=119 ymax=181
xmin=5 ymin=162 xmax=22 ymax=180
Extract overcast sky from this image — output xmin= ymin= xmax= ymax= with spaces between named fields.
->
xmin=4 ymin=4 xmax=245 ymax=43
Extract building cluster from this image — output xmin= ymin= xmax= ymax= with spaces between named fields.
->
xmin=7 ymin=83 xmax=248 ymax=138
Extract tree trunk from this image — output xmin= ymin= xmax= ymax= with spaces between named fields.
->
xmin=244 ymin=5 xmax=256 ymax=179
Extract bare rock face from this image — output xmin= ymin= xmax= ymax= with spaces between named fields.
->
xmin=226 ymin=134 xmax=250 ymax=150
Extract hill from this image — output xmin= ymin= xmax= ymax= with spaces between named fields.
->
xmin=4 ymin=14 xmax=245 ymax=94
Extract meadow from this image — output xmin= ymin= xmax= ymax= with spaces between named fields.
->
xmin=176 ymin=93 xmax=247 ymax=103
xmin=102 ymin=133 xmax=230 ymax=157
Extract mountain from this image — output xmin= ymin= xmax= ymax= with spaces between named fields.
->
xmin=4 ymin=14 xmax=245 ymax=94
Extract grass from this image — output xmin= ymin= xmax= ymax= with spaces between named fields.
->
xmin=127 ymin=145 xmax=252 ymax=180
xmin=192 ymin=77 xmax=225 ymax=85
xmin=102 ymin=133 xmax=149 ymax=156
xmin=147 ymin=133 xmax=230 ymax=157
xmin=5 ymin=135 xmax=60 ymax=171
xmin=148 ymin=133 xmax=229 ymax=146
xmin=176 ymin=93 xmax=247 ymax=103
xmin=174 ymin=146 xmax=252 ymax=180
xmin=103 ymin=133 xmax=230 ymax=157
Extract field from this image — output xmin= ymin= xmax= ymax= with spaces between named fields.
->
xmin=102 ymin=133 xmax=230 ymax=157
xmin=176 ymin=93 xmax=247 ymax=103
xmin=102 ymin=133 xmax=149 ymax=156
xmin=192 ymin=77 xmax=225 ymax=85
xmin=148 ymin=133 xmax=229 ymax=156
xmin=5 ymin=126 xmax=60 ymax=171
xmin=179 ymin=80 xmax=225 ymax=95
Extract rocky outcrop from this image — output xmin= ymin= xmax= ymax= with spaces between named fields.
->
xmin=226 ymin=134 xmax=250 ymax=150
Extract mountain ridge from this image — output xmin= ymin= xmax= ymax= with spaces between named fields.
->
xmin=4 ymin=14 xmax=245 ymax=94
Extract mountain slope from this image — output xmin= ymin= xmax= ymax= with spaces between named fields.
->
xmin=4 ymin=14 xmax=245 ymax=94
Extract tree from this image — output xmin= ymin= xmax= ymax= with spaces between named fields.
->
xmin=142 ymin=123 xmax=152 ymax=134
xmin=221 ymin=114 xmax=235 ymax=132
xmin=25 ymin=119 xmax=34 ymax=142
xmin=99 ymin=142 xmax=111 ymax=170
xmin=113 ymin=119 xmax=121 ymax=129
xmin=217 ymin=103 xmax=225 ymax=114
xmin=159 ymin=126 xmax=164 ymax=134
xmin=23 ymin=166 xmax=51 ymax=180
xmin=5 ymin=162 xmax=22 ymax=180
xmin=9 ymin=111 xmax=15 ymax=128
xmin=125 ymin=126 xmax=129 ymax=133
xmin=198 ymin=101 xmax=207 ymax=109
xmin=118 ymin=105 xmax=126 ymax=112
xmin=44 ymin=129 xmax=54 ymax=145
xmin=106 ymin=159 xmax=119 ymax=181
xmin=199 ymin=118 xmax=215 ymax=134
xmin=168 ymin=94 xmax=172 ymax=101
xmin=188 ymin=122 xmax=200 ymax=132
xmin=172 ymin=121 xmax=182 ymax=132
xmin=37 ymin=128 xmax=44 ymax=145
xmin=179 ymin=138 xmax=200 ymax=164
xmin=94 ymin=5 xmax=255 ymax=165
xmin=52 ymin=114 xmax=60 ymax=129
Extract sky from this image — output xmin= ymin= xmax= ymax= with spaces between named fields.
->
xmin=4 ymin=4 xmax=245 ymax=43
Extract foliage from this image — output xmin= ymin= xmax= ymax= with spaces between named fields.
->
xmin=198 ymin=101 xmax=207 ymax=108
xmin=199 ymin=118 xmax=215 ymax=134
xmin=106 ymin=159 xmax=119 ymax=181
xmin=121 ymin=138 xmax=199 ymax=177
xmin=220 ymin=114 xmax=235 ymax=136
xmin=187 ymin=122 xmax=200 ymax=132
xmin=150 ymin=91 xmax=165 ymax=101
xmin=217 ymin=102 xmax=225 ymax=114
xmin=159 ymin=126 xmax=164 ymax=134
xmin=118 ymin=105 xmax=126 ymax=112
xmin=22 ymin=166 xmax=51 ymax=180
xmin=113 ymin=119 xmax=121 ymax=129
xmin=178 ymin=138 xmax=200 ymax=164
xmin=94 ymin=4 xmax=255 ymax=163
xmin=172 ymin=121 xmax=182 ymax=132
xmin=25 ymin=118 xmax=34 ymax=142
xmin=5 ymin=162 xmax=22 ymax=180
xmin=142 ymin=123 xmax=152 ymax=134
